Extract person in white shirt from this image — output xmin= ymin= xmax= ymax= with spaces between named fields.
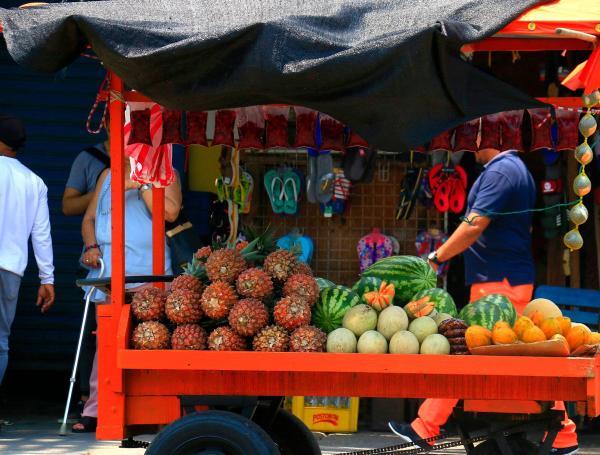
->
xmin=0 ymin=114 xmax=55 ymax=385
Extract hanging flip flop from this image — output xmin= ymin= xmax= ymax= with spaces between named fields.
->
xmin=428 ymin=163 xmax=444 ymax=194
xmin=434 ymin=179 xmax=451 ymax=213
xmin=316 ymin=152 xmax=334 ymax=204
xmin=343 ymin=147 xmax=369 ymax=182
xmin=236 ymin=171 xmax=254 ymax=214
xmin=264 ymin=169 xmax=285 ymax=214
xmin=282 ymin=169 xmax=301 ymax=215
xmin=449 ymin=176 xmax=466 ymax=214
xmin=396 ymin=167 xmax=423 ymax=220
xmin=306 ymin=149 xmax=318 ymax=204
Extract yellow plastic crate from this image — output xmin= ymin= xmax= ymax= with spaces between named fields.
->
xmin=289 ymin=396 xmax=359 ymax=433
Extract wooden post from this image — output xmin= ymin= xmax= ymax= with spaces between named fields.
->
xmin=97 ymin=72 xmax=127 ymax=440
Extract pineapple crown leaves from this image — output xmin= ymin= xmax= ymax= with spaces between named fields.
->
xmin=182 ymin=256 xmax=207 ymax=280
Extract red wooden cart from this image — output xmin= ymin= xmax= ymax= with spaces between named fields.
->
xmin=3 ymin=0 xmax=600 ymax=453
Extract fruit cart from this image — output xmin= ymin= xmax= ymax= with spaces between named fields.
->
xmin=1 ymin=0 xmax=600 ymax=453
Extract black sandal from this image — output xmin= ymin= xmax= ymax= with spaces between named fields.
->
xmin=72 ymin=416 xmax=97 ymax=433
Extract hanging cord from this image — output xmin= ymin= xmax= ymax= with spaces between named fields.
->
xmin=461 ymin=200 xmax=578 ymax=225
xmin=86 ymin=74 xmax=110 ymax=134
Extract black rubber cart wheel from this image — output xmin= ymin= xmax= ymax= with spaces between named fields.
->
xmin=256 ymin=408 xmax=321 ymax=455
xmin=145 ymin=410 xmax=279 ymax=455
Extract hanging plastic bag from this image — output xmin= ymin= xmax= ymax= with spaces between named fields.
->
xmin=160 ymin=108 xmax=183 ymax=145
xmin=320 ymin=113 xmax=345 ymax=152
xmin=555 ymin=109 xmax=580 ymax=151
xmin=293 ymin=107 xmax=318 ymax=148
xmin=479 ymin=114 xmax=502 ymax=150
xmin=453 ymin=119 xmax=479 ymax=152
xmin=127 ymin=107 xmax=152 ymax=146
xmin=264 ymin=106 xmax=289 ymax=148
xmin=237 ymin=106 xmax=264 ymax=150
xmin=186 ymin=111 xmax=208 ymax=146
xmin=213 ymin=109 xmax=237 ymax=148
xmin=528 ymin=108 xmax=553 ymax=151
xmin=428 ymin=129 xmax=453 ymax=153
xmin=500 ymin=110 xmax=524 ymax=152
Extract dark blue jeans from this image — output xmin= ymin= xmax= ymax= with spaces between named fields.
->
xmin=0 ymin=269 xmax=21 ymax=385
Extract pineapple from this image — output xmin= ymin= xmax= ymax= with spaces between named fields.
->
xmin=289 ymin=326 xmax=327 ymax=352
xmin=195 ymin=246 xmax=213 ymax=262
xmin=131 ymin=321 xmax=170 ymax=350
xmin=293 ymin=262 xmax=313 ymax=276
xmin=236 ymin=268 xmax=273 ymax=300
xmin=205 ymin=248 xmax=247 ymax=283
xmin=172 ymin=255 xmax=206 ymax=295
xmin=263 ymin=249 xmax=298 ymax=282
xmin=283 ymin=274 xmax=320 ymax=306
xmin=171 ymin=324 xmax=207 ymax=350
xmin=201 ymin=281 xmax=238 ymax=320
xmin=131 ymin=287 xmax=167 ymax=321
xmin=253 ymin=325 xmax=289 ymax=352
xmin=273 ymin=297 xmax=311 ymax=331
xmin=208 ymin=326 xmax=246 ymax=351
xmin=228 ymin=299 xmax=269 ymax=337
xmin=165 ymin=289 xmax=203 ymax=324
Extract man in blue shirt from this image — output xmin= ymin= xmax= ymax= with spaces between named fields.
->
xmin=390 ymin=146 xmax=578 ymax=454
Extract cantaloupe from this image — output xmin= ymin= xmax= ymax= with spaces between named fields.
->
xmin=420 ymin=334 xmax=450 ymax=355
xmin=342 ymin=304 xmax=378 ymax=337
xmin=357 ymin=330 xmax=388 ymax=353
xmin=523 ymin=299 xmax=562 ymax=320
xmin=408 ymin=317 xmax=438 ymax=344
xmin=389 ymin=330 xmax=420 ymax=354
xmin=326 ymin=328 xmax=357 ymax=353
xmin=377 ymin=306 xmax=409 ymax=340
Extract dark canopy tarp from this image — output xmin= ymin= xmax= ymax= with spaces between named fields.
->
xmin=0 ymin=0 xmax=545 ymax=150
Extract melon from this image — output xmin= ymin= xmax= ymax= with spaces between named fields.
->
xmin=523 ymin=298 xmax=562 ymax=320
xmin=343 ymin=304 xmax=378 ymax=336
xmin=420 ymin=334 xmax=451 ymax=355
xmin=408 ymin=316 xmax=438 ymax=344
xmin=312 ymin=286 xmax=360 ymax=333
xmin=326 ymin=328 xmax=357 ymax=353
xmin=434 ymin=312 xmax=453 ymax=327
xmin=315 ymin=277 xmax=335 ymax=291
xmin=389 ymin=330 xmax=420 ymax=354
xmin=377 ymin=306 xmax=409 ymax=340
xmin=459 ymin=294 xmax=517 ymax=330
xmin=361 ymin=256 xmax=437 ymax=304
xmin=357 ymin=330 xmax=388 ymax=354
xmin=352 ymin=276 xmax=382 ymax=298
xmin=409 ymin=288 xmax=458 ymax=317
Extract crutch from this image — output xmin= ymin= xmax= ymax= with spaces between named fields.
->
xmin=59 ymin=258 xmax=105 ymax=435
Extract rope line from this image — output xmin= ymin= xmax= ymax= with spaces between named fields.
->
xmin=461 ymin=200 xmax=578 ymax=225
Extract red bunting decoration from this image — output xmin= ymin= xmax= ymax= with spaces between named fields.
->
xmin=500 ymin=110 xmax=524 ymax=152
xmin=528 ymin=108 xmax=553 ymax=151
xmin=127 ymin=108 xmax=152 ymax=146
xmin=479 ymin=114 xmax=502 ymax=151
xmin=160 ymin=109 xmax=183 ymax=145
xmin=453 ymin=119 xmax=479 ymax=152
xmin=186 ymin=111 xmax=208 ymax=146
xmin=213 ymin=109 xmax=237 ymax=148
xmin=320 ymin=114 xmax=345 ymax=152
xmin=294 ymin=107 xmax=318 ymax=148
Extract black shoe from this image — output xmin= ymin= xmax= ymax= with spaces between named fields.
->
xmin=388 ymin=421 xmax=433 ymax=450
xmin=551 ymin=447 xmax=578 ymax=455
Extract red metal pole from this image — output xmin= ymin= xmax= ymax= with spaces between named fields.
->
xmin=97 ymin=71 xmax=126 ymax=440
xmin=152 ymin=187 xmax=166 ymax=283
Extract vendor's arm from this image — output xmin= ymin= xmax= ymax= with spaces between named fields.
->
xmin=138 ymin=173 xmax=183 ymax=222
xmin=81 ymin=170 xmax=108 ymax=268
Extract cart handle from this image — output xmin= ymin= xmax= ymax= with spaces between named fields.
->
xmin=76 ymin=275 xmax=174 ymax=294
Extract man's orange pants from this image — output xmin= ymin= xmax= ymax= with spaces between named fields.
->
xmin=411 ymin=279 xmax=578 ymax=449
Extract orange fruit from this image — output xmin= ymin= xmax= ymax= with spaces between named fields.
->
xmin=556 ymin=316 xmax=571 ymax=336
xmin=513 ymin=316 xmax=535 ymax=340
xmin=565 ymin=326 xmax=590 ymax=351
xmin=588 ymin=332 xmax=600 ymax=345
xmin=493 ymin=321 xmax=511 ymax=331
xmin=529 ymin=310 xmax=545 ymax=327
xmin=521 ymin=326 xmax=547 ymax=343
xmin=539 ymin=318 xmax=562 ymax=340
xmin=551 ymin=334 xmax=567 ymax=343
xmin=492 ymin=327 xmax=518 ymax=345
xmin=466 ymin=325 xmax=492 ymax=349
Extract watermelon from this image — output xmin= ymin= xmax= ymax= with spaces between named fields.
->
xmin=352 ymin=276 xmax=382 ymax=297
xmin=409 ymin=288 xmax=457 ymax=317
xmin=458 ymin=294 xmax=517 ymax=330
xmin=313 ymin=285 xmax=360 ymax=333
xmin=315 ymin=277 xmax=335 ymax=291
xmin=361 ymin=256 xmax=437 ymax=304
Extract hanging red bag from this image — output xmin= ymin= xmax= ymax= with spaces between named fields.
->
xmin=528 ymin=108 xmax=553 ymax=151
xmin=428 ymin=129 xmax=453 ymax=153
xmin=160 ymin=109 xmax=183 ymax=145
xmin=264 ymin=106 xmax=289 ymax=148
xmin=293 ymin=107 xmax=318 ymax=148
xmin=555 ymin=109 xmax=580 ymax=151
xmin=320 ymin=113 xmax=345 ymax=152
xmin=186 ymin=111 xmax=208 ymax=146
xmin=213 ymin=109 xmax=237 ymax=148
xmin=453 ymin=119 xmax=479 ymax=152
xmin=127 ymin=108 xmax=152 ymax=146
xmin=479 ymin=114 xmax=502 ymax=151
xmin=500 ymin=110 xmax=524 ymax=152
xmin=237 ymin=106 xmax=264 ymax=150
xmin=346 ymin=129 xmax=370 ymax=148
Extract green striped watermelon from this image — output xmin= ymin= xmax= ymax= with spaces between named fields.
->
xmin=361 ymin=256 xmax=437 ymax=304
xmin=315 ymin=277 xmax=335 ymax=291
xmin=312 ymin=285 xmax=360 ymax=333
xmin=476 ymin=294 xmax=517 ymax=326
xmin=458 ymin=294 xmax=517 ymax=330
xmin=352 ymin=277 xmax=383 ymax=300
xmin=409 ymin=288 xmax=457 ymax=317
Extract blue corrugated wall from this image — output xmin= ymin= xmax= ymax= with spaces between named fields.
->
xmin=0 ymin=41 xmax=105 ymax=370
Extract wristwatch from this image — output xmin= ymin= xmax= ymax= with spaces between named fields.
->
xmin=427 ymin=251 xmax=443 ymax=266
xmin=139 ymin=183 xmax=152 ymax=195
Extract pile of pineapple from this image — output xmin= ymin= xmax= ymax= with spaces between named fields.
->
xmin=130 ymin=241 xmax=326 ymax=353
